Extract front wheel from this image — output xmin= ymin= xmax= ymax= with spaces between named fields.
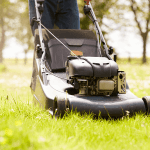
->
xmin=53 ymin=96 xmax=67 ymax=118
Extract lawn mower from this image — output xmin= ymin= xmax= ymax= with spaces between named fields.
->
xmin=30 ymin=0 xmax=150 ymax=118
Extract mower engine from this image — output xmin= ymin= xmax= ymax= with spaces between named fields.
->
xmin=66 ymin=56 xmax=126 ymax=96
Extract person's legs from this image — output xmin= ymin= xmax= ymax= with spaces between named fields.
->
xmin=41 ymin=0 xmax=57 ymax=29
xmin=29 ymin=0 xmax=80 ymax=32
xmin=28 ymin=0 xmax=58 ymax=35
xmin=55 ymin=0 xmax=80 ymax=29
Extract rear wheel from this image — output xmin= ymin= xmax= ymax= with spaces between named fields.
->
xmin=142 ymin=96 xmax=150 ymax=114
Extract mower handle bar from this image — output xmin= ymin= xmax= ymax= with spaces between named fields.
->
xmin=88 ymin=2 xmax=112 ymax=60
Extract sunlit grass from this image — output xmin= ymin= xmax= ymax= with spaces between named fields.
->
xmin=1 ymin=94 xmax=150 ymax=150
xmin=0 ymin=59 xmax=32 ymax=98
xmin=0 ymin=58 xmax=150 ymax=149
xmin=118 ymin=63 xmax=150 ymax=98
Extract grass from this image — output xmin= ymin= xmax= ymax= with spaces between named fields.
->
xmin=119 ymin=63 xmax=150 ymax=98
xmin=0 ymin=58 xmax=150 ymax=150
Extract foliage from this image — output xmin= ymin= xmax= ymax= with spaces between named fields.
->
xmin=14 ymin=0 xmax=33 ymax=65
xmin=115 ymin=0 xmax=150 ymax=64
xmin=78 ymin=0 xmax=118 ymax=34
xmin=0 ymin=64 xmax=7 ymax=72
xmin=0 ymin=0 xmax=33 ymax=64
xmin=0 ymin=0 xmax=19 ymax=63
xmin=129 ymin=0 xmax=150 ymax=64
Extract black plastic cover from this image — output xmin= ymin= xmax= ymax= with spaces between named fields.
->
xmin=68 ymin=57 xmax=118 ymax=77
xmin=48 ymin=38 xmax=99 ymax=71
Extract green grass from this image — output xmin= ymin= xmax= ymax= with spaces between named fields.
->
xmin=118 ymin=63 xmax=150 ymax=98
xmin=0 ymin=58 xmax=150 ymax=150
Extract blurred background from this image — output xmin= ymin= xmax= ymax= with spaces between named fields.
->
xmin=0 ymin=0 xmax=150 ymax=64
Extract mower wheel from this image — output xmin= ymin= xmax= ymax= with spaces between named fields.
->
xmin=142 ymin=96 xmax=150 ymax=114
xmin=53 ymin=96 xmax=67 ymax=118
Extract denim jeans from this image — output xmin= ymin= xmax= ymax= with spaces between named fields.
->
xmin=28 ymin=0 xmax=80 ymax=34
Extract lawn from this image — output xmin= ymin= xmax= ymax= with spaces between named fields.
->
xmin=0 ymin=58 xmax=150 ymax=150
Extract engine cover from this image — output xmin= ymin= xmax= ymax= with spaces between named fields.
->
xmin=66 ymin=57 xmax=118 ymax=78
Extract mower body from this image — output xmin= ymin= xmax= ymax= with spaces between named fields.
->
xmin=31 ymin=29 xmax=149 ymax=118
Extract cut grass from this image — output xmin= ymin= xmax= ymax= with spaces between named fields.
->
xmin=0 ymin=58 xmax=150 ymax=150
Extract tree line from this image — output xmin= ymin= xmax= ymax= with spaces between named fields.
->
xmin=0 ymin=0 xmax=149 ymax=64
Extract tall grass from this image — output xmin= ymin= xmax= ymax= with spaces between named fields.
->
xmin=0 ymin=58 xmax=150 ymax=150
